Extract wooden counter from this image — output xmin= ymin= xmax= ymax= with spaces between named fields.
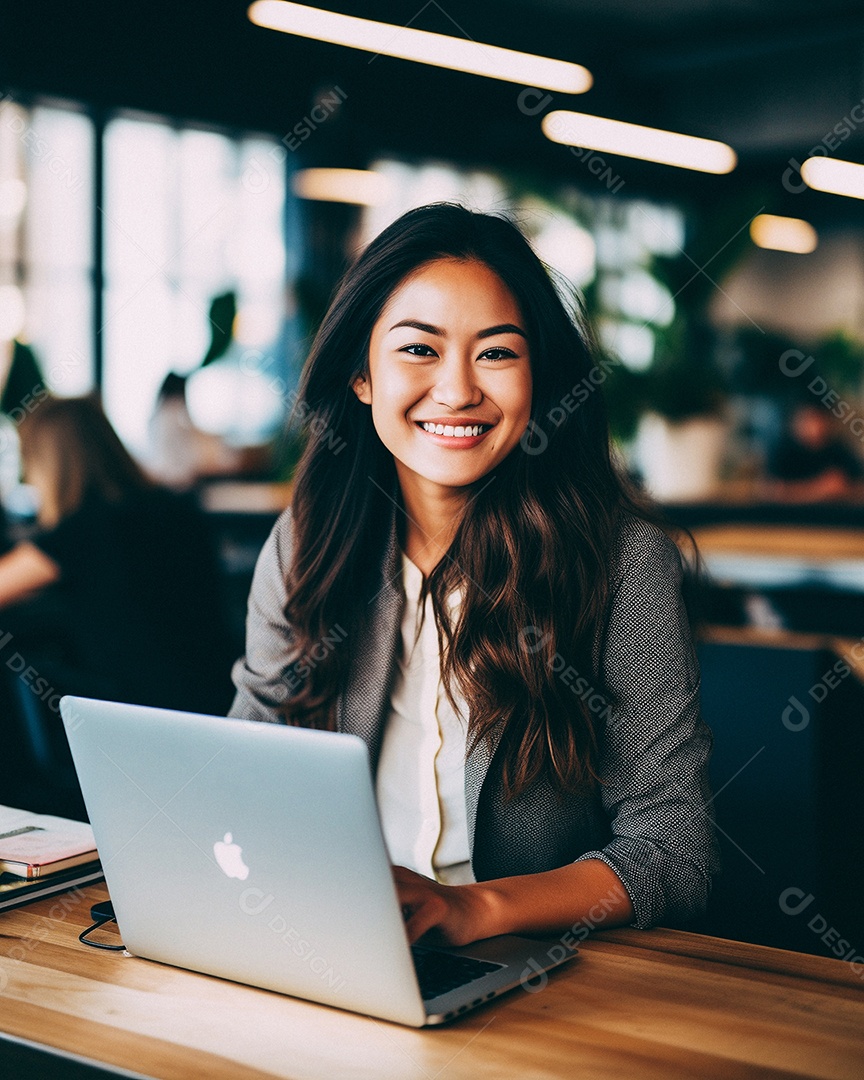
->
xmin=688 ymin=523 xmax=864 ymax=593
xmin=1 ymin=883 xmax=862 ymax=1079
xmin=692 ymin=524 xmax=864 ymax=561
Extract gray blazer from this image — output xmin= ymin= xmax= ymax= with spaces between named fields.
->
xmin=229 ymin=502 xmax=720 ymax=930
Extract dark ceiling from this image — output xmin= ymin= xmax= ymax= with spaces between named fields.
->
xmin=2 ymin=0 xmax=864 ymax=222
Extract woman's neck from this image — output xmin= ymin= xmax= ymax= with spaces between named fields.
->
xmin=397 ymin=481 xmax=467 ymax=578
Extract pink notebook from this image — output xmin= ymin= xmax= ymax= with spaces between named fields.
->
xmin=0 ymin=805 xmax=97 ymax=879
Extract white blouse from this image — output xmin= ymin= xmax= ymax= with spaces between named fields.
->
xmin=374 ymin=550 xmax=475 ymax=886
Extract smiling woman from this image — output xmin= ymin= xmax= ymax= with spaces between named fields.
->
xmin=352 ymin=257 xmax=533 ymax=574
xmin=230 ymin=202 xmax=719 ymax=947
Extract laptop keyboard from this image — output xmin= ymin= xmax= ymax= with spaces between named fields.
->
xmin=411 ymin=945 xmax=504 ymax=1001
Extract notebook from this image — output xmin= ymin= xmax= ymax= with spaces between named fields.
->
xmin=0 ymin=805 xmax=98 ymax=878
xmin=59 ymin=695 xmax=576 ymax=1026
xmin=0 ymin=861 xmax=104 ymax=913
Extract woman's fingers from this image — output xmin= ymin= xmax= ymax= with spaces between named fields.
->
xmin=391 ymin=865 xmax=488 ymax=946
xmin=392 ymin=866 xmax=452 ymax=943
xmin=403 ymin=900 xmax=447 ymax=944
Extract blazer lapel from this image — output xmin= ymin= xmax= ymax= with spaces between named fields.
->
xmin=337 ymin=500 xmax=404 ymax=772
xmin=336 ymin=495 xmax=501 ymax=860
xmin=464 ymin=721 xmax=502 ymax=862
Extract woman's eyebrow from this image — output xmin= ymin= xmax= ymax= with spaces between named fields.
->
xmin=477 ymin=323 xmax=527 ymax=340
xmin=388 ymin=319 xmax=527 ymax=339
xmin=389 ymin=319 xmax=442 ymax=335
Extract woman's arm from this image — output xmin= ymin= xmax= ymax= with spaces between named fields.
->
xmin=567 ymin=520 xmax=719 ymax=929
xmin=0 ymin=542 xmax=61 ymax=608
xmin=397 ymin=518 xmax=718 ymax=944
xmin=229 ymin=507 xmax=297 ymax=722
xmin=395 ymin=859 xmax=634 ymax=946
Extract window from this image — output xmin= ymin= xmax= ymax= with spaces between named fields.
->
xmin=0 ymin=99 xmax=94 ymax=396
xmin=359 ymin=157 xmax=682 ymax=374
xmin=103 ymin=116 xmax=287 ymax=453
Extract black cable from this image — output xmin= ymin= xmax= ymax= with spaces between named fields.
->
xmin=79 ymin=900 xmax=125 ymax=951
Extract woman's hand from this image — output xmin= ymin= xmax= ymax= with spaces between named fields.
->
xmin=393 ymin=859 xmax=635 ymax=946
xmin=392 ymin=865 xmax=498 ymax=946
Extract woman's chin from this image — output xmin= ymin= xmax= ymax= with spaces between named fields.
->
xmin=397 ymin=464 xmax=494 ymax=493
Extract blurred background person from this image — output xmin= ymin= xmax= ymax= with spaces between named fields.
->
xmin=147 ymin=368 xmax=251 ymax=490
xmin=146 ymin=292 xmax=272 ymax=489
xmin=0 ymin=395 xmax=235 ymax=815
xmin=762 ymin=399 xmax=864 ymax=502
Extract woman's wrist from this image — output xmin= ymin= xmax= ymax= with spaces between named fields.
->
xmin=463 ymin=880 xmax=510 ymax=940
xmin=458 ymin=861 xmax=635 ymax=943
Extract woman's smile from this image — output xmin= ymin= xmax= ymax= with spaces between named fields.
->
xmin=414 ymin=419 xmax=496 ymax=445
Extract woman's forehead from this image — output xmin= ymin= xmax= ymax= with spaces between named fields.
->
xmin=377 ymin=258 xmax=524 ymax=327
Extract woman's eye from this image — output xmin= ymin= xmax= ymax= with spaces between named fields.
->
xmin=400 ymin=343 xmax=437 ymax=357
xmin=480 ymin=347 xmax=517 ymax=362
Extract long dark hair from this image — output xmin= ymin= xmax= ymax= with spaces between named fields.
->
xmin=282 ymin=202 xmax=682 ymax=799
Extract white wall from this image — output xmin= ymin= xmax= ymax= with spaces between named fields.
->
xmin=710 ymin=229 xmax=864 ymax=342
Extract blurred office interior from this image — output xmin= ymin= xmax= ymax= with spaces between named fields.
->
xmin=1 ymin=0 xmax=864 ymax=957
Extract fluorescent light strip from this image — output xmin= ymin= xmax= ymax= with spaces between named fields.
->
xmin=541 ymin=109 xmax=737 ymax=174
xmin=750 ymin=214 xmax=817 ymax=254
xmin=291 ymin=167 xmax=393 ymax=205
xmin=801 ymin=156 xmax=864 ymax=200
xmin=248 ymin=1 xmax=592 ymax=94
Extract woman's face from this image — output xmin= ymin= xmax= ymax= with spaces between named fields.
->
xmin=353 ymin=257 xmax=532 ymax=503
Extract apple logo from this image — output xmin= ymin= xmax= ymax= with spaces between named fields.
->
xmin=213 ymin=832 xmax=250 ymax=880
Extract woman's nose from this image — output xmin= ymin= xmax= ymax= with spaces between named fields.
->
xmin=431 ymin=356 xmax=481 ymax=409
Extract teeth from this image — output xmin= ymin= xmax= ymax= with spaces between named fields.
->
xmin=421 ymin=422 xmax=490 ymax=437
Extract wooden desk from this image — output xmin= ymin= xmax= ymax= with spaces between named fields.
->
xmin=1 ymin=885 xmax=863 ymax=1079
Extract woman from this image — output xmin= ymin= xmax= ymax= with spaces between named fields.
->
xmin=0 ymin=394 xmax=233 ymax=716
xmin=231 ymin=203 xmax=719 ymax=947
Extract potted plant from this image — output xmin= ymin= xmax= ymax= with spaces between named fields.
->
xmin=629 ymin=317 xmax=730 ymax=500
xmin=607 ymin=198 xmax=759 ymax=501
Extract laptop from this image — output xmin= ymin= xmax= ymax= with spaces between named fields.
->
xmin=59 ymin=696 xmax=576 ymax=1026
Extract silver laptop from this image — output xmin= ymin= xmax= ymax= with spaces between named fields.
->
xmin=59 ymin=696 xmax=576 ymax=1026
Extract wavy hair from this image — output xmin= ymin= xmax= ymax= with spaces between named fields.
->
xmin=281 ymin=202 xmax=683 ymax=799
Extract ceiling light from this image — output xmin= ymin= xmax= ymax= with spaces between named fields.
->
xmin=291 ymin=168 xmax=393 ymax=205
xmin=541 ymin=110 xmax=737 ymax=174
xmin=248 ymin=1 xmax=592 ymax=94
xmin=750 ymin=214 xmax=817 ymax=254
xmin=801 ymin=156 xmax=864 ymax=200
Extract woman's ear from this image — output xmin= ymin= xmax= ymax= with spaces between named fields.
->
xmin=351 ymin=375 xmax=372 ymax=405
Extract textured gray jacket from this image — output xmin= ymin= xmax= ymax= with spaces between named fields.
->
xmin=229 ymin=503 xmax=720 ymax=929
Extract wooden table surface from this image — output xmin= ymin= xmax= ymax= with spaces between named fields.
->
xmin=1 ymin=883 xmax=863 ymax=1079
